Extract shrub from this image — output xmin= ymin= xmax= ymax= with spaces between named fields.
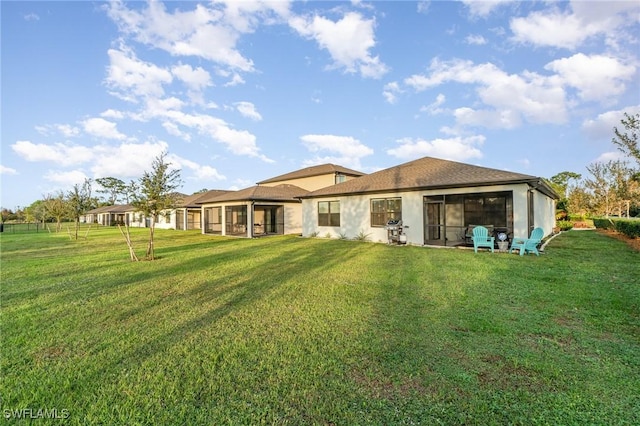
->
xmin=614 ymin=219 xmax=640 ymax=238
xmin=593 ymin=217 xmax=640 ymax=238
xmin=338 ymin=232 xmax=348 ymax=240
xmin=353 ymin=230 xmax=370 ymax=242
xmin=556 ymin=220 xmax=574 ymax=231
xmin=593 ymin=218 xmax=614 ymax=230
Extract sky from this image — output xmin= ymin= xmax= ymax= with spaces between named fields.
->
xmin=2 ymin=0 xmax=639 ymax=210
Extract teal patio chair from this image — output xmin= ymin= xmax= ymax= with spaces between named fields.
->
xmin=509 ymin=227 xmax=544 ymax=256
xmin=472 ymin=225 xmax=494 ymax=253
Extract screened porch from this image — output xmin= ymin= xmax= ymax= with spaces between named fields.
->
xmin=423 ymin=191 xmax=514 ymax=247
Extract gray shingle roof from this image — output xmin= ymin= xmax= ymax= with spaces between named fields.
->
xmin=257 ymin=163 xmax=365 ymax=185
xmin=303 ymin=156 xmax=559 ymax=199
xmin=199 ymin=184 xmax=309 ymax=203
xmin=182 ymin=190 xmax=230 ymax=206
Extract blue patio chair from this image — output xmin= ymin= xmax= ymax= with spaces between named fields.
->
xmin=509 ymin=227 xmax=544 ymax=256
xmin=472 ymin=225 xmax=494 ymax=253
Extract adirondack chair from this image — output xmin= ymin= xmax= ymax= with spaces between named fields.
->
xmin=472 ymin=225 xmax=494 ymax=253
xmin=509 ymin=227 xmax=544 ymax=256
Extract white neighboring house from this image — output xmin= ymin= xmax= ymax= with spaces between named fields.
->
xmin=300 ymin=156 xmax=559 ymax=246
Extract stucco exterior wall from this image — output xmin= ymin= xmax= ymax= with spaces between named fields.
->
xmin=302 ymin=183 xmax=555 ymax=245
xmin=533 ymin=189 xmax=556 ymax=236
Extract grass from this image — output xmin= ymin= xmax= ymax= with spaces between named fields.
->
xmin=1 ymin=227 xmax=639 ymax=425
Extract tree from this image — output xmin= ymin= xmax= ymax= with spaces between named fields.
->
xmin=549 ymin=171 xmax=582 ymax=200
xmin=548 ymin=171 xmax=582 ymax=215
xmin=584 ymin=160 xmax=639 ymax=217
xmin=43 ymin=192 xmax=68 ymax=231
xmin=612 ymin=112 xmax=640 ymax=168
xmin=25 ymin=200 xmax=48 ymax=224
xmin=96 ymin=177 xmax=127 ymax=205
xmin=131 ymin=152 xmax=182 ymax=260
xmin=67 ymin=179 xmax=94 ymax=240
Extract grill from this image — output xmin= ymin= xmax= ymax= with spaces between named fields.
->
xmin=385 ymin=219 xmax=407 ymax=245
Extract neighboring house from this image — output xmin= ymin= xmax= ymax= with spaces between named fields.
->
xmin=171 ymin=190 xmax=230 ymax=231
xmin=300 ymin=156 xmax=559 ymax=246
xmin=257 ymin=163 xmax=365 ymax=191
xmin=83 ymin=205 xmax=133 ymax=226
xmin=195 ymin=163 xmax=364 ymax=238
xmin=197 ymin=184 xmax=309 ymax=237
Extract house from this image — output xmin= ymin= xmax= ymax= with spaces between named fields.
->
xmin=197 ymin=184 xmax=309 ymax=237
xmin=83 ymin=204 xmax=133 ymax=226
xmin=196 ymin=164 xmax=363 ymax=237
xmin=256 ymin=163 xmax=365 ymax=191
xmin=152 ymin=190 xmax=230 ymax=230
xmin=300 ymin=156 xmax=559 ymax=246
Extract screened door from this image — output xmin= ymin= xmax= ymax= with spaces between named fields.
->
xmin=424 ymin=200 xmax=445 ymax=245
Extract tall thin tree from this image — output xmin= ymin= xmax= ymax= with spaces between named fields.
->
xmin=131 ymin=152 xmax=182 ymax=260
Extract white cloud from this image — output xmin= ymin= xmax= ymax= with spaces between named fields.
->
xmin=91 ymin=140 xmax=169 ymax=178
xmin=545 ymin=53 xmax=636 ymax=103
xmin=172 ymin=64 xmax=211 ymax=87
xmin=453 ymin=107 xmax=521 ymax=129
xmin=105 ymin=45 xmax=173 ymax=102
xmin=35 ymin=124 xmax=81 ymax=138
xmin=387 ymin=135 xmax=485 ymax=162
xmin=301 ymin=134 xmax=374 ymax=158
xmin=101 ymin=109 xmax=126 ymax=119
xmin=595 ymin=151 xmax=626 ymax=164
xmin=235 ymin=101 xmax=262 ymax=121
xmin=169 ymin=155 xmax=226 ymax=181
xmin=405 ymin=58 xmax=568 ymax=128
xmin=126 ymin=95 xmax=271 ymax=161
xmin=223 ymin=73 xmax=246 ymax=87
xmin=582 ymin=105 xmax=640 ymax=140
xmin=383 ymin=81 xmax=402 ymax=104
xmin=289 ymin=12 xmax=388 ymax=78
xmin=300 ymin=134 xmax=373 ymax=170
xmin=465 ymin=34 xmax=487 ymax=45
xmin=12 ymin=141 xmax=94 ymax=166
xmin=1 ymin=165 xmax=18 ymax=175
xmin=44 ymin=170 xmax=89 ymax=186
xmin=82 ymin=118 xmax=127 ymax=140
xmin=510 ymin=2 xmax=640 ymax=50
xmin=104 ymin=0 xmax=286 ymax=72
xmin=461 ymin=0 xmax=513 ymax=18
xmin=420 ymin=93 xmax=447 ymax=115
xmin=24 ymin=13 xmax=40 ymax=21
xmin=417 ymin=1 xmax=430 ymax=15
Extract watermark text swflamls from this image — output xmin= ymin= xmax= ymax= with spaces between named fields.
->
xmin=3 ymin=408 xmax=70 ymax=420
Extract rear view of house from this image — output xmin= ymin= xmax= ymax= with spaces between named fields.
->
xmin=301 ymin=156 xmax=558 ymax=246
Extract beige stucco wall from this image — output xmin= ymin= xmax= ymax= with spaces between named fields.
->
xmin=302 ymin=183 xmax=556 ymax=245
xmin=199 ymin=201 xmax=303 ymax=236
xmin=260 ymin=173 xmax=358 ymax=192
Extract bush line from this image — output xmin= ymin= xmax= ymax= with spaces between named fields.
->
xmin=592 ymin=217 xmax=640 ymax=238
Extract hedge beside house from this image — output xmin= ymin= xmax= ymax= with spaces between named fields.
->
xmin=593 ymin=217 xmax=640 ymax=238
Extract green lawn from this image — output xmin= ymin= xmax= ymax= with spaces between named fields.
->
xmin=1 ymin=228 xmax=639 ymax=425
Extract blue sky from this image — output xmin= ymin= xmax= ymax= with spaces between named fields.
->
xmin=2 ymin=0 xmax=639 ymax=209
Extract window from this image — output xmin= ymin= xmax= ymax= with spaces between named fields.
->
xmin=371 ymin=198 xmax=402 ymax=227
xmin=464 ymin=194 xmax=509 ymax=227
xmin=335 ymin=173 xmax=347 ymax=184
xmin=318 ymin=201 xmax=340 ymax=226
